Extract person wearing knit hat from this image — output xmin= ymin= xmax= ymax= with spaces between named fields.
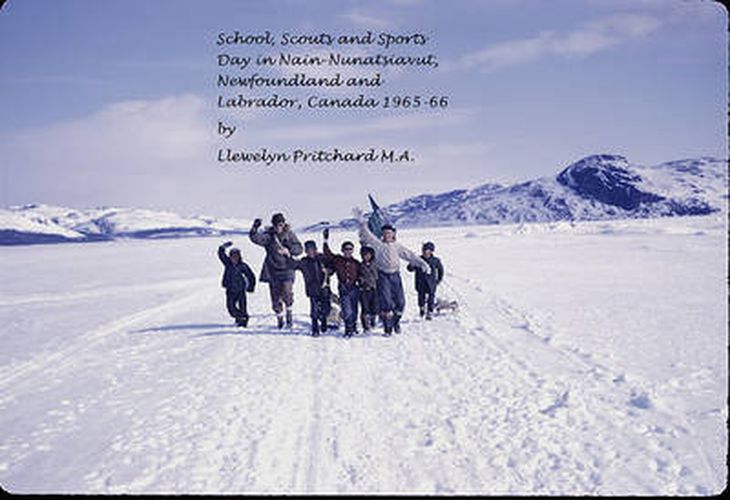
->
xmin=249 ymin=212 xmax=303 ymax=330
xmin=322 ymin=229 xmax=362 ymax=338
xmin=352 ymin=207 xmax=431 ymax=336
xmin=271 ymin=213 xmax=286 ymax=226
xmin=358 ymin=245 xmax=379 ymax=332
xmin=289 ymin=239 xmax=332 ymax=336
xmin=217 ymin=241 xmax=257 ymax=327
xmin=407 ymin=241 xmax=444 ymax=320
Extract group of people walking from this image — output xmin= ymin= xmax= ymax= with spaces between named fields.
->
xmin=217 ymin=208 xmax=444 ymax=338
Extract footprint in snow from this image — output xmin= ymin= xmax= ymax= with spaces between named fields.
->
xmin=628 ymin=391 xmax=652 ymax=410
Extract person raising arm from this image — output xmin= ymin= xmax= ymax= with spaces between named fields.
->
xmin=352 ymin=206 xmax=429 ymax=335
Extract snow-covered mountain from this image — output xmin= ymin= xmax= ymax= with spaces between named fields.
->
xmin=308 ymin=155 xmax=728 ymax=231
xmin=0 ymin=205 xmax=252 ymax=245
xmin=3 ymin=155 xmax=726 ymax=245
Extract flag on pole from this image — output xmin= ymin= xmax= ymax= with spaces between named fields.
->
xmin=368 ymin=194 xmax=387 ymax=238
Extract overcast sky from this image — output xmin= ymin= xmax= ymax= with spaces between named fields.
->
xmin=0 ymin=0 xmax=726 ymax=225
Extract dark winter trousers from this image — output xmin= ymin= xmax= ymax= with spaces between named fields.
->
xmin=377 ymin=271 xmax=405 ymax=315
xmin=226 ymin=290 xmax=248 ymax=320
xmin=309 ymin=288 xmax=332 ymax=329
xmin=339 ymin=285 xmax=360 ymax=330
xmin=417 ymin=285 xmax=437 ymax=313
xmin=268 ymin=281 xmax=294 ymax=314
xmin=360 ymin=288 xmax=378 ymax=329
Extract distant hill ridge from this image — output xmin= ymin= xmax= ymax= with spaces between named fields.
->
xmin=0 ymin=205 xmax=252 ymax=245
xmin=304 ymin=154 xmax=728 ymax=232
xmin=1 ymin=155 xmax=727 ymax=245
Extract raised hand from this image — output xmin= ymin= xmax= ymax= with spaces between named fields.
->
xmin=222 ymin=241 xmax=233 ymax=248
xmin=323 ymin=227 xmax=330 ymax=240
xmin=252 ymin=218 xmax=262 ymax=230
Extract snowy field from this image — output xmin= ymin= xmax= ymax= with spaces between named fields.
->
xmin=0 ymin=215 xmax=726 ymax=494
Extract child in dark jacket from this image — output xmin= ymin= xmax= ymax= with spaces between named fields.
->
xmin=291 ymin=240 xmax=332 ymax=336
xmin=218 ymin=241 xmax=257 ymax=327
xmin=323 ymin=229 xmax=362 ymax=338
xmin=407 ymin=241 xmax=444 ymax=320
xmin=359 ymin=246 xmax=379 ymax=332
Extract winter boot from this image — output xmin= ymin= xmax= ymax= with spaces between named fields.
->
xmin=383 ymin=314 xmax=393 ymax=336
xmin=419 ymin=307 xmax=426 ymax=318
xmin=311 ymin=323 xmax=320 ymax=337
xmin=285 ymin=309 xmax=293 ymax=329
xmin=277 ymin=314 xmax=285 ymax=329
xmin=393 ymin=314 xmax=402 ymax=334
xmin=425 ymin=310 xmax=433 ymax=321
xmin=320 ymin=319 xmax=328 ymax=333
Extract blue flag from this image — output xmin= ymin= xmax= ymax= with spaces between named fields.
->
xmin=367 ymin=194 xmax=387 ymax=238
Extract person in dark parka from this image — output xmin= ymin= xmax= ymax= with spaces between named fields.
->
xmin=359 ymin=245 xmax=379 ymax=332
xmin=290 ymin=240 xmax=332 ymax=336
xmin=218 ymin=241 xmax=256 ymax=327
xmin=407 ymin=241 xmax=444 ymax=320
xmin=249 ymin=212 xmax=303 ymax=329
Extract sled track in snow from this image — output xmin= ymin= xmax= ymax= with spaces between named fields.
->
xmin=0 ymin=278 xmax=212 ymax=307
xmin=441 ymin=273 xmax=719 ymax=494
xmin=81 ymin=312 xmax=366 ymax=493
xmin=0 ymin=267 xmax=722 ymax=494
xmin=0 ymin=285 xmax=217 ymax=394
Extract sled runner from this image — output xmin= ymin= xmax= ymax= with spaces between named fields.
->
xmin=434 ymin=297 xmax=459 ymax=315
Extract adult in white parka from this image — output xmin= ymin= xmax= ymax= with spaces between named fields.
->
xmin=353 ymin=207 xmax=431 ymax=335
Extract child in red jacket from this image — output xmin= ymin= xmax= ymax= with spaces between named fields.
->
xmin=323 ymin=229 xmax=362 ymax=338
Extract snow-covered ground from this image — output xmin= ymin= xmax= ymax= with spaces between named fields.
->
xmin=0 ymin=215 xmax=726 ymax=494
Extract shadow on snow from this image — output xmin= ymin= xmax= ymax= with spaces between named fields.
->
xmin=130 ymin=316 xmax=387 ymax=339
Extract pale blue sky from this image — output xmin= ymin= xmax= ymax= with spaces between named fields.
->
xmin=0 ymin=0 xmax=726 ymax=223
